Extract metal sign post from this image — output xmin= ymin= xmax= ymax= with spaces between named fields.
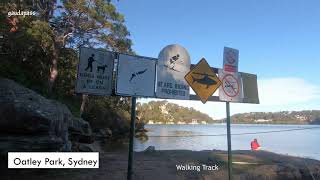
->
xmin=220 ymin=70 xmax=240 ymax=180
xmin=226 ymin=101 xmax=233 ymax=180
xmin=222 ymin=47 xmax=239 ymax=180
xmin=127 ymin=96 xmax=136 ymax=180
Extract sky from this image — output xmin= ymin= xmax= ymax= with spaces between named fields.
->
xmin=114 ymin=0 xmax=320 ymax=119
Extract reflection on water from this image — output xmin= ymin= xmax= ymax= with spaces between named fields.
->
xmin=171 ymin=130 xmax=195 ymax=136
xmin=134 ymin=124 xmax=320 ymax=160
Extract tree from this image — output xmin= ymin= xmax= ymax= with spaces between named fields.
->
xmin=137 ymin=101 xmax=214 ymax=124
xmin=1 ymin=0 xmax=133 ymax=122
xmin=53 ymin=0 xmax=133 ymax=116
xmin=1 ymin=0 xmax=132 ymax=93
xmin=52 ymin=0 xmax=132 ymax=92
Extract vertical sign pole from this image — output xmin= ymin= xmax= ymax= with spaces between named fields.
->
xmin=127 ymin=97 xmax=136 ymax=180
xmin=226 ymin=101 xmax=233 ymax=180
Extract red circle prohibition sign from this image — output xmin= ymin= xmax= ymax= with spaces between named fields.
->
xmin=222 ymin=74 xmax=240 ymax=97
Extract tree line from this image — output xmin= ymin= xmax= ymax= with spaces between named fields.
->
xmin=229 ymin=110 xmax=320 ymax=124
xmin=137 ymin=101 xmax=215 ymax=124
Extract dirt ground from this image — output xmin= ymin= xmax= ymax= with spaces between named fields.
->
xmin=3 ymin=150 xmax=320 ymax=180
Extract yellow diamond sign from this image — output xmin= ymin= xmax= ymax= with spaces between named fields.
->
xmin=185 ymin=58 xmax=222 ymax=103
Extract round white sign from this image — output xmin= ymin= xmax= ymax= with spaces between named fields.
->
xmin=156 ymin=44 xmax=191 ymax=100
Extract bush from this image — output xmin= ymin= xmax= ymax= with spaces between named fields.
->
xmin=82 ymin=96 xmax=131 ymax=135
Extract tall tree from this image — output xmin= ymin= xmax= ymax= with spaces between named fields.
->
xmin=49 ymin=0 xmax=132 ymax=92
xmin=50 ymin=0 xmax=133 ymax=114
xmin=1 ymin=0 xmax=133 ymax=125
xmin=1 ymin=0 xmax=132 ymax=92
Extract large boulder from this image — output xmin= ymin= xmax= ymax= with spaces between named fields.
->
xmin=68 ymin=117 xmax=94 ymax=143
xmin=144 ymin=146 xmax=155 ymax=153
xmin=0 ymin=78 xmax=71 ymax=151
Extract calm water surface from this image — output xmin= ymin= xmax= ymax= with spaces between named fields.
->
xmin=134 ymin=124 xmax=320 ymax=160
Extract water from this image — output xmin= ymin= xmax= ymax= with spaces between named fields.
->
xmin=134 ymin=124 xmax=320 ymax=160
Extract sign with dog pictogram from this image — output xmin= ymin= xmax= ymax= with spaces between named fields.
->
xmin=75 ymin=47 xmax=114 ymax=95
xmin=185 ymin=58 xmax=221 ymax=103
xmin=116 ymin=54 xmax=156 ymax=97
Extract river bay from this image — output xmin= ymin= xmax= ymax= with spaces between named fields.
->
xmin=134 ymin=124 xmax=320 ymax=160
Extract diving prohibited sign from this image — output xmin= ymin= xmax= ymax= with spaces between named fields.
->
xmin=185 ymin=58 xmax=221 ymax=104
xmin=219 ymin=70 xmax=243 ymax=102
xmin=116 ymin=54 xmax=156 ymax=97
xmin=75 ymin=47 xmax=114 ymax=96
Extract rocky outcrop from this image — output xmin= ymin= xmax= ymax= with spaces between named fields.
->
xmin=94 ymin=128 xmax=113 ymax=140
xmin=68 ymin=117 xmax=93 ymax=144
xmin=0 ymin=78 xmax=72 ymax=151
xmin=144 ymin=146 xmax=155 ymax=153
xmin=68 ymin=117 xmax=95 ymax=152
xmin=135 ymin=121 xmax=147 ymax=133
xmin=135 ymin=120 xmax=148 ymax=141
xmin=0 ymin=77 xmax=153 ymax=153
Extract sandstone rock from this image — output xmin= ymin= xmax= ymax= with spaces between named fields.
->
xmin=78 ymin=144 xmax=93 ymax=152
xmin=106 ymin=128 xmax=112 ymax=136
xmin=72 ymin=142 xmax=101 ymax=152
xmin=135 ymin=132 xmax=148 ymax=141
xmin=0 ymin=78 xmax=71 ymax=151
xmin=135 ymin=121 xmax=145 ymax=132
xmin=144 ymin=146 xmax=155 ymax=153
xmin=68 ymin=117 xmax=94 ymax=143
xmin=93 ymin=128 xmax=113 ymax=141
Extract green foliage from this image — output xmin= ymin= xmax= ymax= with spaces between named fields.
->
xmin=26 ymin=20 xmax=54 ymax=52
xmin=54 ymin=48 xmax=78 ymax=97
xmin=0 ymin=2 xmax=54 ymax=93
xmin=56 ymin=0 xmax=133 ymax=52
xmin=137 ymin=101 xmax=215 ymax=124
xmin=0 ymin=0 xmax=134 ymax=133
xmin=82 ymin=96 xmax=131 ymax=134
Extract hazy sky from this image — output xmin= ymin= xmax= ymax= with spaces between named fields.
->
xmin=115 ymin=0 xmax=320 ymax=119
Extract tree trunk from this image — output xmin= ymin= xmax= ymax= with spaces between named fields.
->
xmin=47 ymin=45 xmax=59 ymax=94
xmin=80 ymin=95 xmax=89 ymax=118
